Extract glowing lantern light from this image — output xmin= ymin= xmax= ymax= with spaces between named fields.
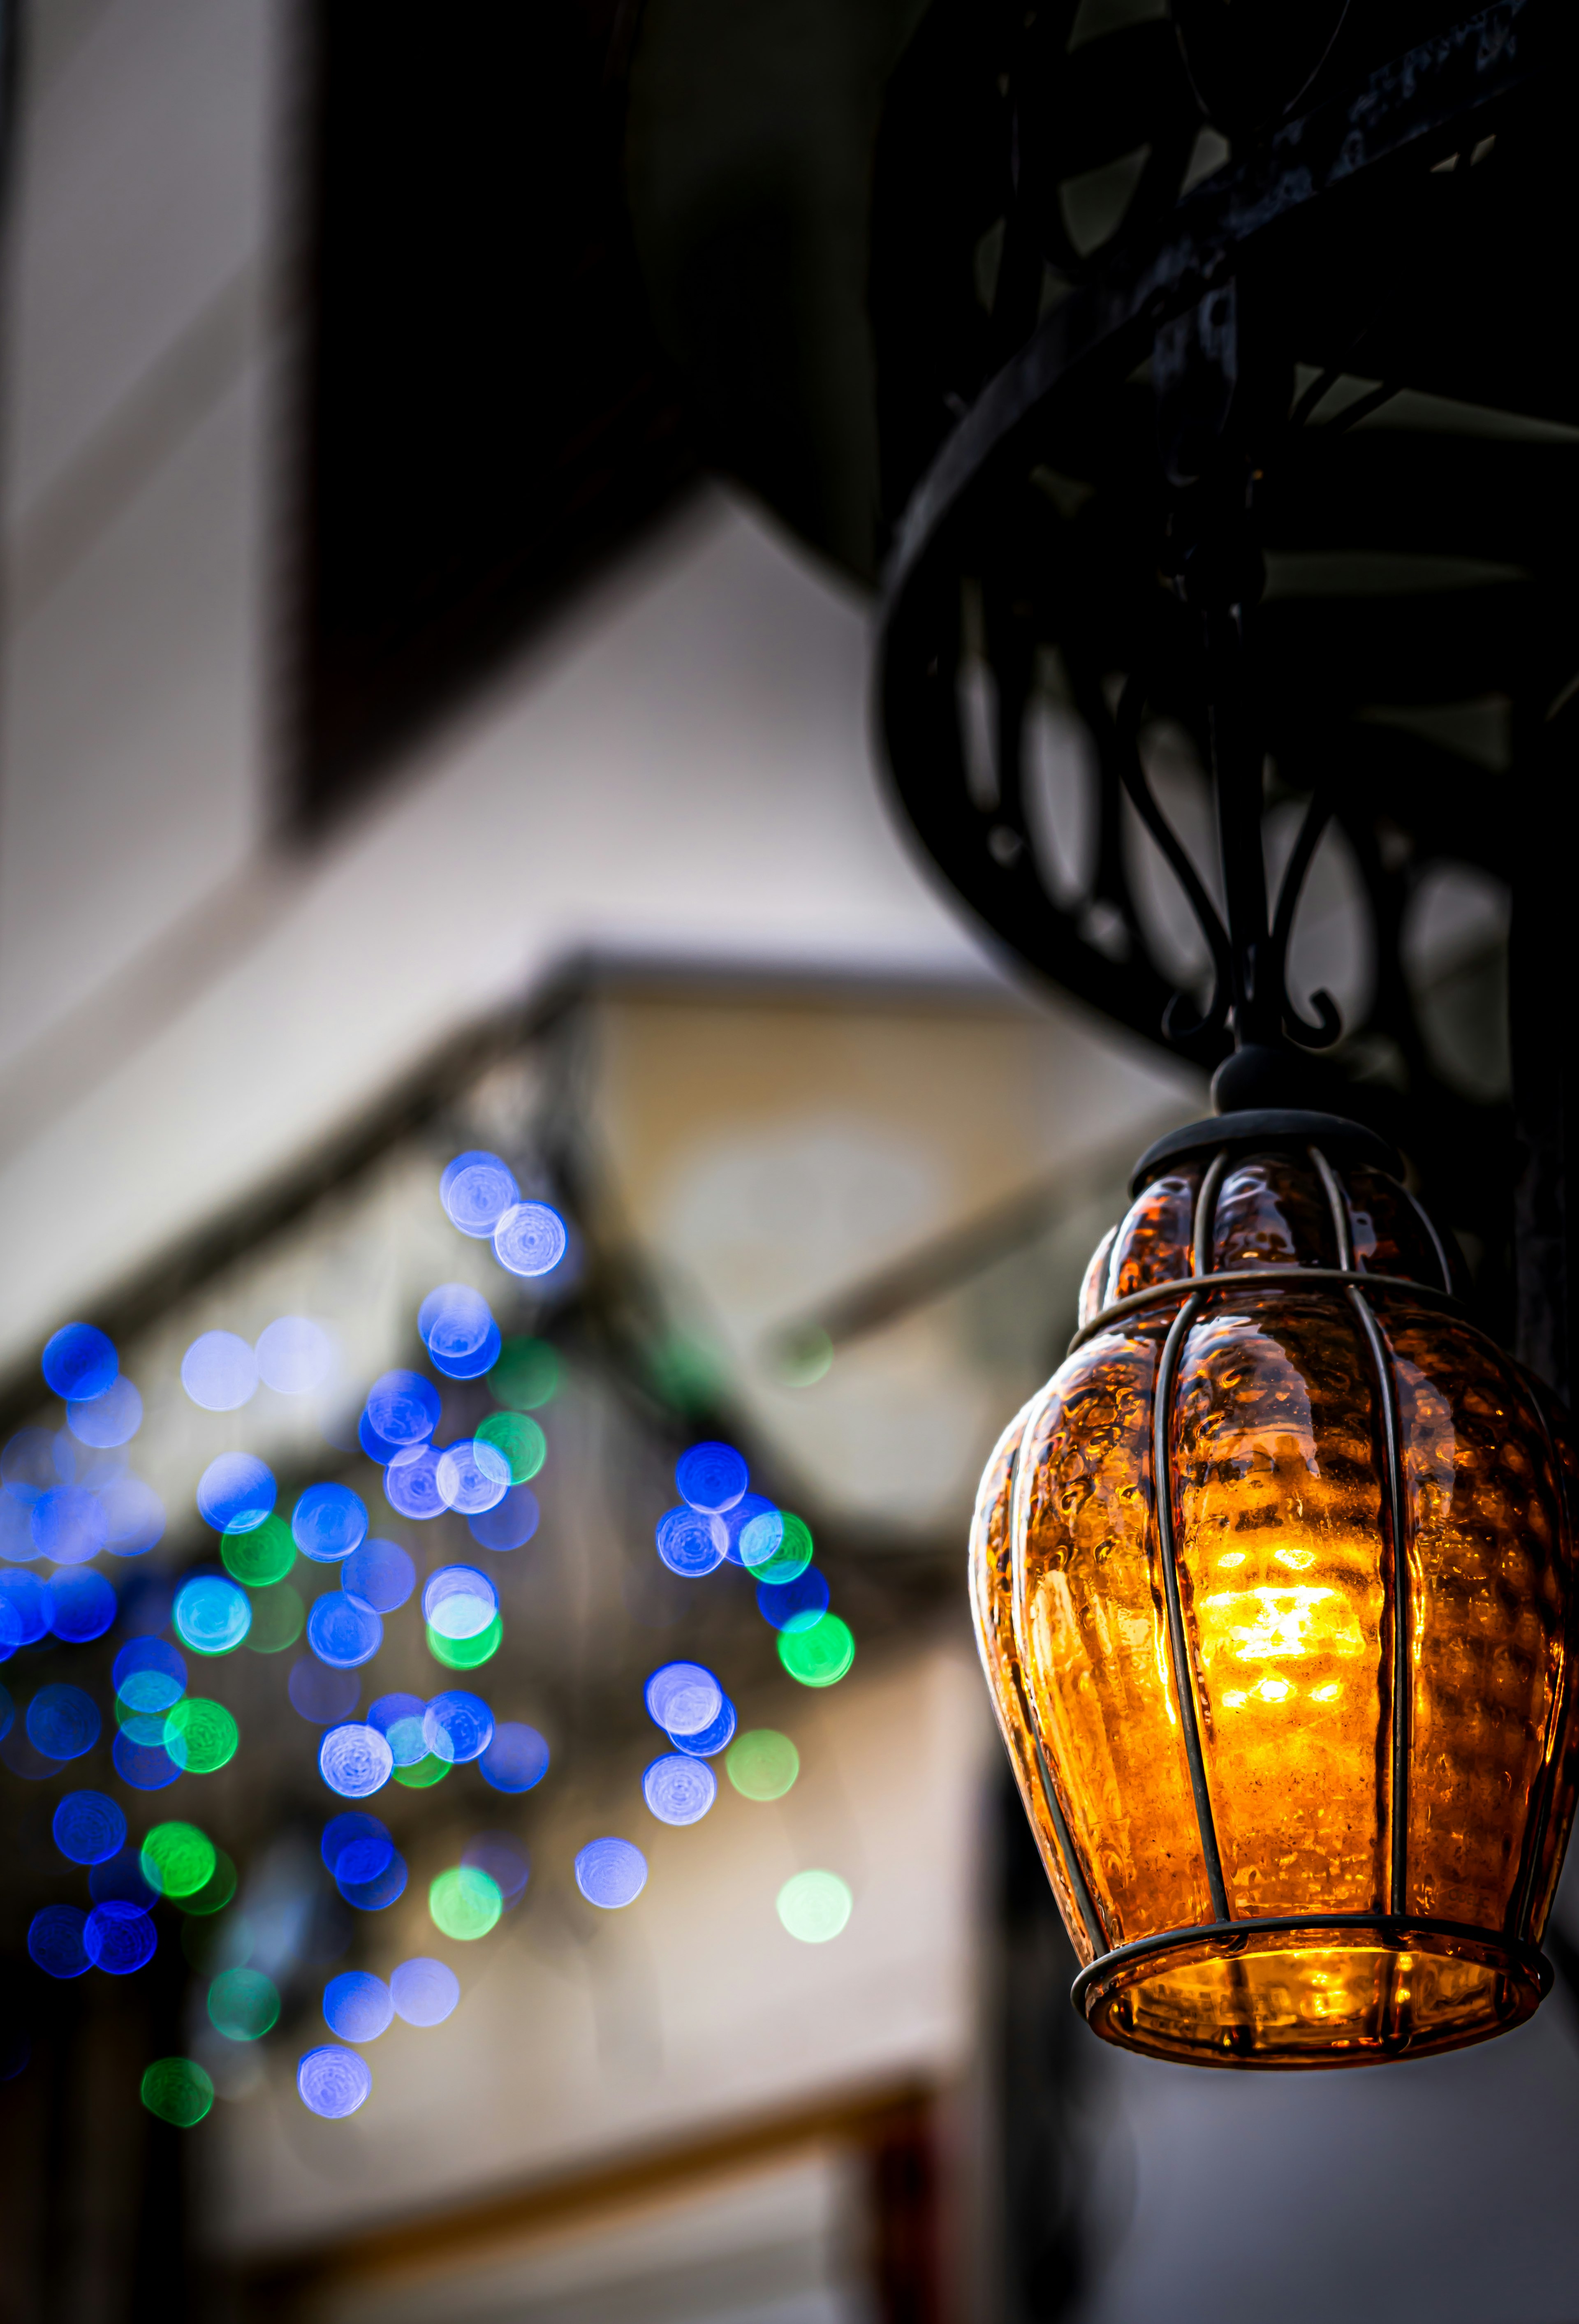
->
xmin=973 ymin=1113 xmax=1579 ymax=2068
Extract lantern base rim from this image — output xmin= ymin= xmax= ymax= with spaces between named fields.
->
xmin=1073 ymin=1913 xmax=1551 ymax=2071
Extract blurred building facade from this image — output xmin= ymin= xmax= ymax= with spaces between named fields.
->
xmin=5 ymin=7 xmax=1579 ymax=2324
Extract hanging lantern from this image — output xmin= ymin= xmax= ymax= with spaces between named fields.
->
xmin=972 ymin=1109 xmax=1579 ymax=2067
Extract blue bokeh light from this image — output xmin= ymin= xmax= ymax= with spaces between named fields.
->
xmin=174 ymin=1572 xmax=252 ymax=1655
xmin=390 ymin=1956 xmax=459 ymax=2027
xmin=0 ymin=1570 xmax=48 ymax=1648
xmin=383 ymin=1447 xmax=445 ymax=1521
xmin=359 ymin=1408 xmax=405 ymax=1465
xmin=440 ymin=1151 xmax=519 ymax=1238
xmin=322 ymin=1811 xmax=390 ymax=1877
xmin=99 ymin=1475 xmax=165 ymax=1556
xmin=643 ymin=1753 xmax=717 ymax=1826
xmin=288 ymin=1659 xmax=359 ymax=1725
xmin=181 ymin=1330 xmax=258 ymax=1411
xmin=644 ymin=1661 xmax=723 ymax=1738
xmin=319 ymin=1723 xmax=393 ymax=1797
xmin=256 ymin=1316 xmax=333 ymax=1395
xmin=29 ymin=1904 xmax=90 ymax=1978
xmin=292 ymin=1482 xmax=368 ymax=1564
xmin=655 ymin=1506 xmax=727 ymax=1578
xmin=493 ymin=1202 xmax=568 ymax=1279
xmin=368 ymin=1692 xmax=428 ymax=1766
xmin=418 ymin=1283 xmax=494 ymax=1364
xmin=113 ymin=1639 xmax=186 ymax=1713
xmin=67 ymin=1376 xmax=143 ymax=1449
xmin=307 ymin=1592 xmax=383 ymax=1670
xmin=756 ymin=1568 xmax=831 ymax=1633
xmin=111 ymin=1731 xmax=182 ymax=1790
xmin=670 ymin=1698 xmax=736 ymax=1759
xmin=719 ymin=1492 xmax=776 ymax=1566
xmin=53 ymin=1790 xmax=127 ymax=1865
xmin=297 ymin=2044 xmax=372 ymax=2118
xmin=27 ymin=1684 xmax=100 ymax=1760
xmin=324 ymin=1970 xmax=394 ymax=2041
xmin=197 ymin=1452 xmax=276 ymax=1535
xmin=479 ymin=1722 xmax=550 ymax=1794
xmin=463 ymin=1832 xmax=530 ymax=1903
xmin=46 ymin=1569 xmax=118 ymax=1643
xmin=42 ymin=1324 xmax=118 ymax=1404
xmin=85 ymin=1901 xmax=156 ymax=1975
xmin=339 ymin=1852 xmax=407 ymax=1911
xmin=364 ymin=1370 xmax=441 ymax=1450
xmin=421 ymin=1566 xmax=497 ymax=1641
xmin=574 ymin=1838 xmax=648 ymax=1910
xmin=429 ymin=1321 xmax=502 ymax=1383
xmin=423 ymin=1690 xmax=493 ymax=1764
xmin=435 ymin=1441 xmax=509 ymax=1515
xmin=675 ymin=1441 xmax=749 ymax=1515
xmin=468 ymin=1485 xmax=539 ymax=1553
xmin=30 ymin=1487 xmax=108 ymax=1566
xmin=343 ymin=1538 xmax=415 ymax=1613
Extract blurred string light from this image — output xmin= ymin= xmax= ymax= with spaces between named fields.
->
xmin=86 ymin=1900 xmax=157 ymax=1974
xmin=368 ymin=1692 xmax=428 ymax=1766
xmin=468 ymin=1485 xmax=538 ymax=1553
xmin=440 ymin=1151 xmax=519 ymax=1238
xmin=42 ymin=1323 xmax=118 ymax=1403
xmin=424 ymin=1689 xmax=493 ymax=1764
xmin=142 ymin=2058 xmax=214 ymax=2126
xmin=197 ymin=1452 xmax=276 ymax=1534
xmin=307 ymin=1592 xmax=383 ymax=1669
xmin=435 ymin=1440 xmax=510 ymax=1515
xmin=324 ymin=1970 xmax=393 ymax=2041
xmin=208 ymin=1966 xmax=280 ymax=2040
xmin=479 ymin=1722 xmax=549 ymax=1793
xmin=343 ymin=1538 xmax=413 ymax=1612
xmin=298 ymin=2046 xmax=371 ymax=2119
xmin=292 ymin=1482 xmax=368 ymax=1563
xmin=32 ymin=1485 xmax=107 ymax=1565
xmin=422 ymin=1566 xmax=497 ymax=1641
xmin=364 ymin=1368 xmax=441 ymax=1452
xmin=383 ymin=1447 xmax=444 ymax=1522
xmin=474 ymin=1411 xmax=545 ymax=1484
xmin=115 ymin=1637 xmax=185 ymax=1712
xmin=740 ymin=1511 xmax=814 ymax=1586
xmin=463 ymin=1833 xmax=530 ymax=1905
xmin=320 ymin=1723 xmax=394 ymax=1797
xmin=142 ymin=1821 xmax=216 ymax=1899
xmin=28 ymin=1905 xmax=89 ymax=1977
xmin=174 ymin=1572 xmax=252 ymax=1655
xmin=27 ymin=1684 xmax=100 ymax=1759
xmin=488 ymin=1339 xmax=559 ymax=1411
xmin=55 ymin=1789 xmax=127 ymax=1864
xmin=757 ymin=1570 xmax=831 ymax=1634
xmin=181 ymin=1331 xmax=258 ymax=1412
xmin=221 ymin=1511 xmax=295 ymax=1587
xmin=428 ymin=1611 xmax=502 ymax=1672
xmin=419 ymin=1283 xmax=500 ymax=1381
xmin=727 ymin=1730 xmax=800 ymax=1801
xmin=164 ymin=1697 xmax=239 ymax=1773
xmin=391 ymin=1956 xmax=459 ymax=2026
xmin=255 ymin=1316 xmax=333 ymax=1396
xmin=66 ymin=1375 xmax=142 ymax=1448
xmin=493 ymin=1201 xmax=567 ymax=1279
xmin=245 ymin=1582 xmax=303 ymax=1653
xmin=674 ymin=1442 xmax=748 ymax=1514
xmin=46 ymin=1568 xmax=117 ymax=1642
xmin=429 ymin=1864 xmax=502 ymax=1940
xmin=574 ymin=1838 xmax=647 ymax=1910
xmin=779 ymin=1616 xmax=855 ymax=1689
xmin=777 ymin=1870 xmax=853 ymax=1945
xmin=644 ymin=1753 xmax=716 ymax=1826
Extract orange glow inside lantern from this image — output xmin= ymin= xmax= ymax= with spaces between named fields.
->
xmin=972 ymin=1110 xmax=1579 ymax=2069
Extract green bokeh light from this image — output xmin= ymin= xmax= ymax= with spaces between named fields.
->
xmin=488 ymin=1336 xmax=561 ymax=1411
xmin=429 ymin=1865 xmax=503 ymax=1941
xmin=778 ymin=1327 xmax=834 ymax=1387
xmin=394 ymin=1752 xmax=450 ymax=1789
xmin=778 ymin=1613 xmax=854 ymax=1689
xmin=726 ymin=1729 xmax=801 ymax=1801
xmin=208 ymin=1966 xmax=280 ymax=2042
xmin=428 ymin=1613 xmax=501 ymax=1670
xmin=141 ymin=2057 xmax=214 ymax=2127
xmin=164 ymin=1698 xmax=238 ymax=1774
xmin=776 ymin=1869 xmax=852 ymax=1944
xmin=743 ymin=1511 xmax=814 ymax=1586
xmin=116 ymin=1705 xmax=169 ymax=1744
xmin=141 ymin=1821 xmax=217 ymax=1900
xmin=244 ymin=1581 xmax=304 ymax=1653
xmin=221 ymin=1512 xmax=296 ymax=1588
xmin=182 ymin=1848 xmax=238 ymax=1918
xmin=474 ymin=1409 xmax=546 ymax=1483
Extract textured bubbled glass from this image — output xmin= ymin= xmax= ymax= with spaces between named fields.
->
xmin=972 ymin=1119 xmax=1579 ymax=2068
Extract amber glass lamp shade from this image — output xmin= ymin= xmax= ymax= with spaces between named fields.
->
xmin=972 ymin=1110 xmax=1579 ymax=2069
